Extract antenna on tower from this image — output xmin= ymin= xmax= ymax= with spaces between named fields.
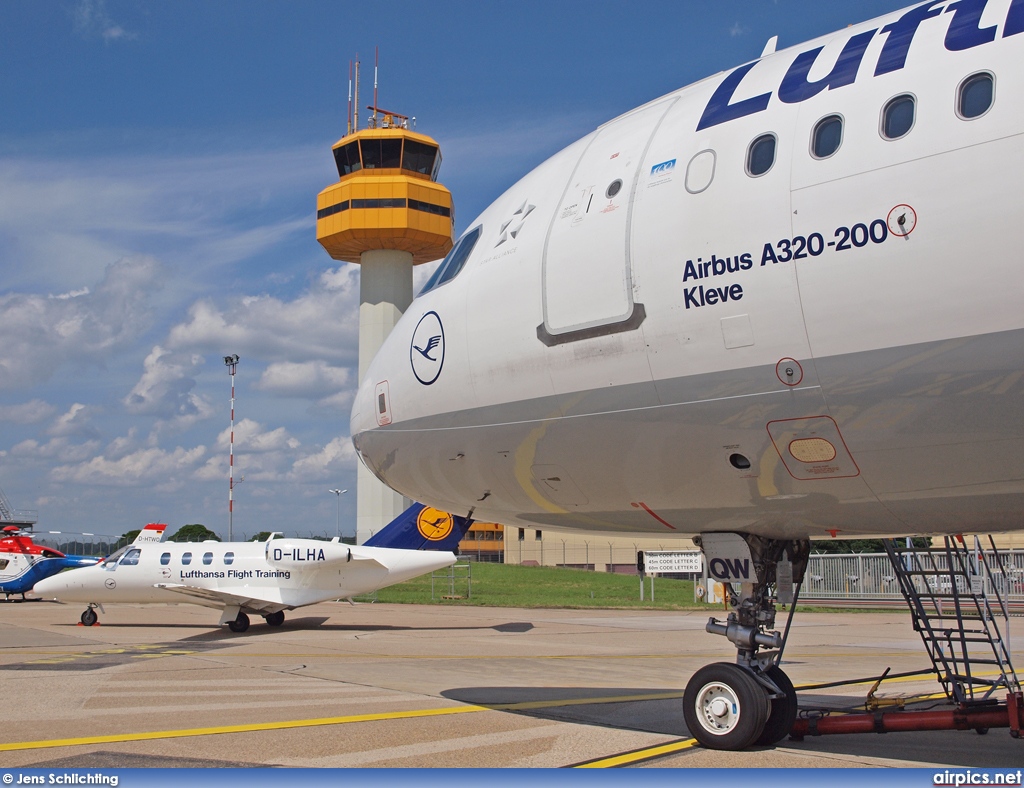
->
xmin=353 ymin=55 xmax=361 ymax=132
xmin=373 ymin=46 xmax=379 ymax=128
xmin=347 ymin=60 xmax=353 ymax=136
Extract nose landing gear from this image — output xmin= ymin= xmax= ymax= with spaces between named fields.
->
xmin=79 ymin=605 xmax=99 ymax=626
xmin=684 ymin=534 xmax=808 ymax=750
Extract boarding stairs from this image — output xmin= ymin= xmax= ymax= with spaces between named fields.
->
xmin=883 ymin=536 xmax=1021 ymax=707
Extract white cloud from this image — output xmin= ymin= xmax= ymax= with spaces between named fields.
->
xmin=47 ymin=403 xmax=100 ymax=439
xmin=256 ymin=360 xmax=351 ymax=399
xmin=71 ymin=0 xmax=138 ymax=42
xmin=51 ymin=445 xmax=207 ymax=486
xmin=289 ymin=436 xmax=358 ymax=481
xmin=0 ymin=256 xmax=161 ymax=389
xmin=0 ymin=148 xmax=324 ymax=292
xmin=166 ymin=265 xmax=361 ymax=366
xmin=123 ymin=345 xmax=214 ymax=429
xmin=215 ymin=418 xmax=300 ymax=453
xmin=12 ymin=437 xmax=101 ymax=463
xmin=0 ymin=400 xmax=56 ymax=424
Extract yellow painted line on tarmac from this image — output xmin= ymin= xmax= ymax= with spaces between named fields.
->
xmin=572 ymin=738 xmax=699 ymax=768
xmin=0 ymin=691 xmax=683 ymax=753
xmin=0 ymin=705 xmax=488 ymax=752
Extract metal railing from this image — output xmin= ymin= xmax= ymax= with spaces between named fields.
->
xmin=801 ymin=549 xmax=1024 ymax=607
xmin=431 ymin=562 xmax=472 ymax=600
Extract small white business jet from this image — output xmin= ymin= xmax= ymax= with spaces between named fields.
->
xmin=34 ymin=506 xmax=470 ymax=633
xmin=350 ymin=1 xmax=1024 ymax=749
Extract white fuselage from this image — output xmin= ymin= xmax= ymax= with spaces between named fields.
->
xmin=33 ymin=538 xmax=455 ymax=610
xmin=352 ymin=1 xmax=1024 ymax=540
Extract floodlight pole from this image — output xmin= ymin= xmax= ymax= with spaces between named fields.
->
xmin=224 ymin=355 xmax=240 ymax=542
xmin=329 ymin=488 xmax=348 ymax=540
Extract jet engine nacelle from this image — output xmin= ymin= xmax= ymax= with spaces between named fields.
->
xmin=265 ymin=539 xmax=350 ymax=568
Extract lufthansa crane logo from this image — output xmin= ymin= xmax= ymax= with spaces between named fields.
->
xmin=411 ymin=311 xmax=445 ymax=385
xmin=416 ymin=507 xmax=454 ymax=541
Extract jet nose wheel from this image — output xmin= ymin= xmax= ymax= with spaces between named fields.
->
xmin=683 ymin=662 xmax=768 ymax=750
xmin=755 ymin=665 xmax=798 ymax=746
xmin=227 ymin=612 xmax=250 ymax=633
xmin=80 ymin=607 xmax=98 ymax=627
xmin=264 ymin=611 xmax=285 ymax=627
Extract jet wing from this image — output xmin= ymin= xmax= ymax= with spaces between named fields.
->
xmin=153 ymin=583 xmax=286 ymax=614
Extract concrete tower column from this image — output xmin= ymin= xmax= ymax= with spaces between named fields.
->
xmin=356 ymin=249 xmax=413 ymax=544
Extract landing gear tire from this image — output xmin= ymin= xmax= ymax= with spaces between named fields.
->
xmin=683 ymin=662 xmax=769 ymax=750
xmin=754 ymin=665 xmax=798 ymax=746
xmin=264 ymin=611 xmax=285 ymax=627
xmin=227 ymin=612 xmax=250 ymax=633
xmin=80 ymin=607 xmax=98 ymax=626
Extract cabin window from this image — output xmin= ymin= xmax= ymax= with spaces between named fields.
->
xmin=224 ymin=552 xmax=235 ymax=565
xmin=160 ymin=552 xmax=171 ymax=565
xmin=419 ymin=226 xmax=483 ymax=295
xmin=360 ymin=138 xmax=402 ymax=169
xmin=182 ymin=552 xmax=192 ymax=566
xmin=958 ymin=72 xmax=994 ymax=120
xmin=0 ymin=559 xmax=8 ymax=570
xmin=882 ymin=94 xmax=916 ymax=140
xmin=332 ymin=142 xmax=361 ymax=178
xmin=119 ymin=548 xmax=141 ymax=566
xmin=402 ymin=139 xmax=438 ymax=176
xmin=203 ymin=552 xmax=213 ymax=565
xmin=746 ymin=134 xmax=777 ymax=177
xmin=811 ymin=115 xmax=843 ymax=158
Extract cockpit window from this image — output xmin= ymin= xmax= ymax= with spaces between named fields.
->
xmin=333 ymin=142 xmax=361 ymax=178
xmin=119 ymin=548 xmax=141 ymax=566
xmin=418 ymin=226 xmax=482 ymax=295
xmin=103 ymin=546 xmax=129 ymax=568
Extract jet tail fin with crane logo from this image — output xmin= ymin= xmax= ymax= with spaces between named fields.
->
xmin=363 ymin=503 xmax=472 ymax=553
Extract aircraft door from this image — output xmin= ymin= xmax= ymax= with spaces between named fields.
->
xmin=539 ymin=98 xmax=677 ymax=345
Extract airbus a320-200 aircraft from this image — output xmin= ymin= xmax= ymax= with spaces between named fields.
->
xmin=350 ymin=0 xmax=1024 ymax=751
xmin=33 ymin=505 xmax=471 ymax=632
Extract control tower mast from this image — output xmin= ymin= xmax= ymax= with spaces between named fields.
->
xmin=316 ymin=61 xmax=454 ymax=543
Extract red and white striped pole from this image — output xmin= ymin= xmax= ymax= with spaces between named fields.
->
xmin=224 ymin=355 xmax=240 ymax=541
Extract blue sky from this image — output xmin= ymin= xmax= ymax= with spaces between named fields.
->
xmin=0 ymin=0 xmax=911 ymax=541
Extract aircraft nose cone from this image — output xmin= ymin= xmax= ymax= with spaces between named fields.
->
xmin=32 ymin=575 xmax=64 ymax=596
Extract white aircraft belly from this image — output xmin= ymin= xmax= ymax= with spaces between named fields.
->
xmin=355 ymin=327 xmax=1024 ymax=539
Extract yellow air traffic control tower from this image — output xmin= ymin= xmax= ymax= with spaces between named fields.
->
xmin=316 ymin=108 xmax=454 ymax=543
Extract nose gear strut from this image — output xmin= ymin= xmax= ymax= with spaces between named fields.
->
xmin=683 ymin=534 xmax=809 ymax=749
